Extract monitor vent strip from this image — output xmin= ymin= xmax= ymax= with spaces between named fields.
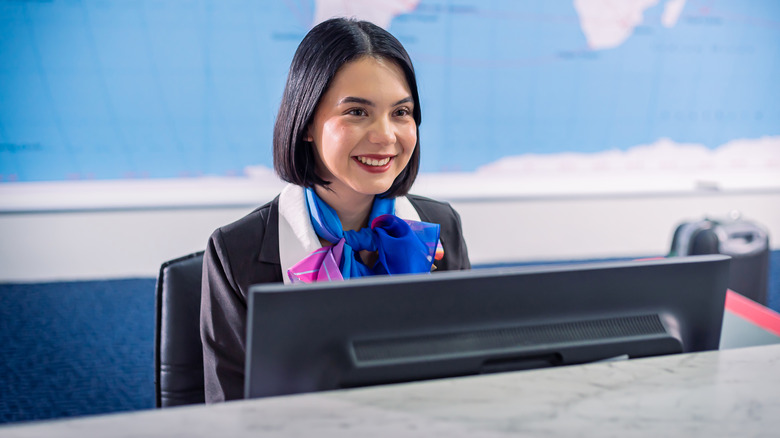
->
xmin=352 ymin=314 xmax=666 ymax=363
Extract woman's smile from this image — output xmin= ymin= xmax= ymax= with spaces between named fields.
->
xmin=354 ymin=155 xmax=394 ymax=172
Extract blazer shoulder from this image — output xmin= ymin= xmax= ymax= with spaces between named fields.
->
xmin=406 ymin=194 xmax=459 ymax=222
xmin=210 ymin=196 xmax=280 ymax=266
xmin=406 ymin=193 xmax=452 ymax=207
xmin=218 ymin=196 xmax=279 ymax=237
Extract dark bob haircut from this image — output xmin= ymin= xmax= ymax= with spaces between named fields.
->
xmin=273 ymin=18 xmax=421 ymax=198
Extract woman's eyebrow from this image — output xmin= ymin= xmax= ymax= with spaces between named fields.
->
xmin=338 ymin=96 xmax=413 ymax=107
xmin=339 ymin=96 xmax=374 ymax=106
xmin=393 ymin=97 xmax=413 ymax=106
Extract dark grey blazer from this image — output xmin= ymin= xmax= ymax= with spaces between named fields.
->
xmin=200 ymin=194 xmax=471 ymax=403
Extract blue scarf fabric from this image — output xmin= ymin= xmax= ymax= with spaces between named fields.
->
xmin=303 ymin=187 xmax=440 ymax=279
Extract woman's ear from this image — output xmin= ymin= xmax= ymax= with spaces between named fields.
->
xmin=304 ymin=126 xmax=313 ymax=142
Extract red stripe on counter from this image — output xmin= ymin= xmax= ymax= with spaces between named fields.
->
xmin=725 ymin=289 xmax=780 ymax=337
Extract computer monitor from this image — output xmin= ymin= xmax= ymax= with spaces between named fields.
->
xmin=244 ymin=254 xmax=730 ymax=399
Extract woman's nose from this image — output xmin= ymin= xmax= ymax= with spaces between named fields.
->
xmin=368 ymin=116 xmax=396 ymax=145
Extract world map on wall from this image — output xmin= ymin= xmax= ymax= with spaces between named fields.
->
xmin=0 ymin=0 xmax=778 ymax=182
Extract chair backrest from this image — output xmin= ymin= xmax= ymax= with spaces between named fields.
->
xmin=154 ymin=251 xmax=205 ymax=407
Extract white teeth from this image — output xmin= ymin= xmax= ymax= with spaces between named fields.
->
xmin=357 ymin=156 xmax=391 ymax=166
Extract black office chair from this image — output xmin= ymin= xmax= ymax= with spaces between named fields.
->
xmin=154 ymin=251 xmax=206 ymax=407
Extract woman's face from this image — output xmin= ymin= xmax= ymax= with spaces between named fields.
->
xmin=307 ymin=56 xmax=416 ymax=200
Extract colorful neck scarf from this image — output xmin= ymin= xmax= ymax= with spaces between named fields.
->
xmin=287 ymin=188 xmax=442 ymax=283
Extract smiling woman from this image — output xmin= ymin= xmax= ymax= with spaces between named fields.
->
xmin=200 ymin=18 xmax=471 ymax=403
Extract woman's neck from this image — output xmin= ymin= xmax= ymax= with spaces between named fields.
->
xmin=314 ymin=185 xmax=374 ymax=231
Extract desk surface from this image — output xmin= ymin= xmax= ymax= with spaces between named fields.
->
xmin=2 ymin=344 xmax=779 ymax=438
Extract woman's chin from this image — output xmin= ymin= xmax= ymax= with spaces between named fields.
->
xmin=345 ymin=180 xmax=395 ymax=197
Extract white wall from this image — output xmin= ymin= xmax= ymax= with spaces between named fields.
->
xmin=454 ymin=191 xmax=780 ymax=265
xmin=1 ymin=175 xmax=778 ymax=282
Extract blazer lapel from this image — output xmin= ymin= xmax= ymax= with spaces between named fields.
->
xmin=257 ymin=195 xmax=281 ymax=265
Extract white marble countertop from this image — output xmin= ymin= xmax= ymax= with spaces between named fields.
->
xmin=2 ymin=344 xmax=779 ymax=438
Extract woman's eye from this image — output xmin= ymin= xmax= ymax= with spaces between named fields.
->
xmin=394 ymin=107 xmax=412 ymax=117
xmin=346 ymin=108 xmax=367 ymax=116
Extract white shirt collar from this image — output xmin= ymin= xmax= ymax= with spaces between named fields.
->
xmin=277 ymin=184 xmax=419 ymax=284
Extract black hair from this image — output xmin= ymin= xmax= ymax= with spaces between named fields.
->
xmin=273 ymin=18 xmax=421 ymax=198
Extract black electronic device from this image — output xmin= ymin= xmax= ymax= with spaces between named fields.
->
xmin=670 ymin=214 xmax=769 ymax=304
xmin=245 ymin=255 xmax=730 ymax=399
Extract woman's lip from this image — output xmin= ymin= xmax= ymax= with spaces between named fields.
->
xmin=354 ymin=154 xmax=394 ymax=159
xmin=353 ymin=156 xmax=394 ymax=173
